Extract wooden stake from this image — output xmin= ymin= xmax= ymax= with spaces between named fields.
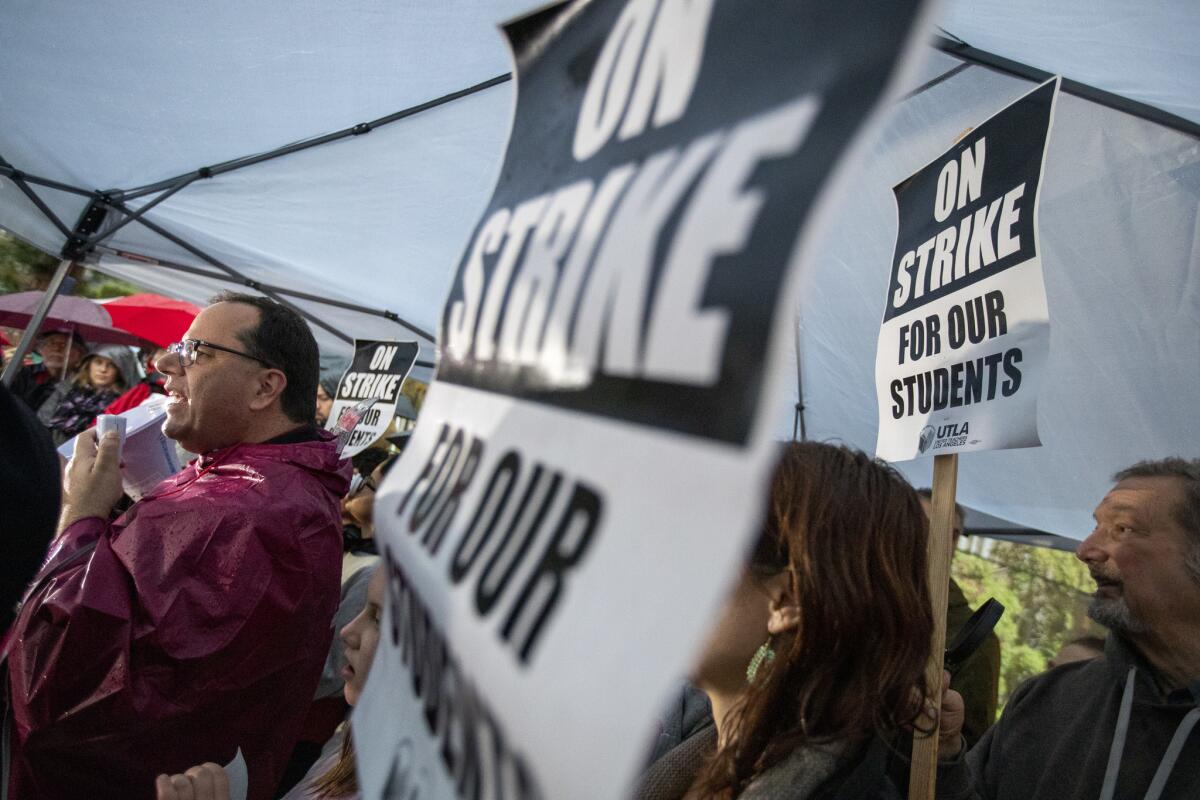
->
xmin=908 ymin=452 xmax=959 ymax=800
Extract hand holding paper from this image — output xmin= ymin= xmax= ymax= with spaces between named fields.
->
xmin=58 ymin=396 xmax=183 ymax=502
xmin=59 ymin=428 xmax=125 ymax=534
xmin=154 ymin=763 xmax=232 ymax=800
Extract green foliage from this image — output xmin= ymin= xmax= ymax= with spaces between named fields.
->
xmin=76 ymin=269 xmax=139 ymax=299
xmin=952 ymin=540 xmax=1105 ymax=708
xmin=0 ymin=231 xmax=59 ymax=293
xmin=0 ymin=231 xmax=139 ymax=297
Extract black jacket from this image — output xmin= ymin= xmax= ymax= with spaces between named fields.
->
xmin=0 ymin=382 xmax=60 ymax=628
xmin=939 ymin=634 xmax=1199 ymax=799
xmin=9 ymin=363 xmax=58 ymax=411
xmin=635 ymin=725 xmax=905 ymax=800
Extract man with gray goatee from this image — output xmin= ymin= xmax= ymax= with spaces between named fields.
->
xmin=937 ymin=458 xmax=1200 ymax=800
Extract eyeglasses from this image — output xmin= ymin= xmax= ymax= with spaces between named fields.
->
xmin=165 ymin=338 xmax=279 ymax=370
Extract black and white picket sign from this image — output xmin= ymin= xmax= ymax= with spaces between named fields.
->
xmin=875 ymin=79 xmax=1060 ymax=461
xmin=357 ymin=1 xmax=931 ymax=797
xmin=327 ymin=339 xmax=420 ymax=457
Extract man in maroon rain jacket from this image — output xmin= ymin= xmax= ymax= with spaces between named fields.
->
xmin=5 ymin=293 xmax=352 ymax=800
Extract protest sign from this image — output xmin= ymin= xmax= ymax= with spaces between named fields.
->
xmin=875 ymin=79 xmax=1060 ymax=461
xmin=326 ymin=339 xmax=419 ymax=458
xmin=357 ymin=1 xmax=933 ymax=798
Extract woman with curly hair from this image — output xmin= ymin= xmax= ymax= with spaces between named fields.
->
xmin=636 ymin=441 xmax=934 ymax=799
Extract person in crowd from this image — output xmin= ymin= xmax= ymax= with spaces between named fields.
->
xmin=102 ymin=346 xmax=169 ymax=415
xmin=0 ymin=382 xmax=60 ymax=629
xmin=1046 ymin=636 xmax=1106 ymax=670
xmin=5 ymin=293 xmax=351 ymax=800
xmin=937 ymin=458 xmax=1200 ymax=799
xmin=916 ymin=488 xmax=1001 ymax=748
xmin=156 ymin=565 xmax=387 ymax=800
xmin=315 ymin=358 xmax=346 ymax=428
xmin=634 ymin=441 xmax=933 ymax=799
xmin=280 ymin=452 xmax=395 ymax=794
xmin=36 ymin=343 xmax=138 ymax=444
xmin=341 ymin=453 xmax=397 ymax=559
xmin=325 ymin=453 xmax=397 ymax=686
xmin=10 ymin=327 xmax=88 ymax=409
xmin=316 ymin=380 xmax=335 ymax=427
xmin=351 ymin=445 xmax=391 ymax=482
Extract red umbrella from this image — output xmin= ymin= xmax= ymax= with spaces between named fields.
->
xmin=104 ymin=293 xmax=201 ymax=348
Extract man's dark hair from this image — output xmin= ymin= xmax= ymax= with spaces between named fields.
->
xmin=351 ymin=447 xmax=390 ymax=478
xmin=1114 ymin=457 xmax=1200 ymax=540
xmin=209 ymin=292 xmax=318 ymax=424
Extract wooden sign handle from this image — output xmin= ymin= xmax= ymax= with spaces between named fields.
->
xmin=908 ymin=452 xmax=959 ymax=800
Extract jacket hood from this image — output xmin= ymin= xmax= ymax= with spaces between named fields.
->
xmin=80 ymin=344 xmax=140 ymax=389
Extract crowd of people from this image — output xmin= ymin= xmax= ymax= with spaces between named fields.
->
xmin=4 ymin=327 xmax=170 ymax=441
xmin=1 ymin=293 xmax=1196 ymax=799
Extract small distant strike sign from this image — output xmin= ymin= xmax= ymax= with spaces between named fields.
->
xmin=875 ymin=79 xmax=1060 ymax=461
xmin=326 ymin=339 xmax=419 ymax=457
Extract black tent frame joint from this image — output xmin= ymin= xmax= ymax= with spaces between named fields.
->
xmin=62 ymin=198 xmax=110 ymax=260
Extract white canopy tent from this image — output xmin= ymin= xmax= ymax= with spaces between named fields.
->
xmin=1 ymin=0 xmax=1196 ymax=540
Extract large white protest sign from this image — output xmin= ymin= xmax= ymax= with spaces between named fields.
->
xmin=326 ymin=339 xmax=419 ymax=458
xmin=875 ymin=79 xmax=1060 ymax=462
xmin=357 ymin=1 xmax=934 ymax=798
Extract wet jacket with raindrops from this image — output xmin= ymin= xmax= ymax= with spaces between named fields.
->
xmin=937 ymin=634 xmax=1200 ymax=799
xmin=4 ymin=432 xmax=351 ymax=800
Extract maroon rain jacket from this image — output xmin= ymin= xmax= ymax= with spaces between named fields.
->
xmin=5 ymin=433 xmax=351 ymax=800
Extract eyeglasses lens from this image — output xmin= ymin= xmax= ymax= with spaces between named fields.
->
xmin=168 ymin=341 xmax=196 ymax=367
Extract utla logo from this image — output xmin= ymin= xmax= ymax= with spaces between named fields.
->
xmin=918 ymin=421 xmax=971 ymax=454
xmin=936 ymin=422 xmax=969 ymax=438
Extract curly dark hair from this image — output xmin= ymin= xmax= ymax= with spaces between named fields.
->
xmin=695 ymin=442 xmax=934 ymax=797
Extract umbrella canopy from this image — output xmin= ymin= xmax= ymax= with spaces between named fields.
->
xmin=0 ymin=291 xmax=147 ymax=346
xmin=103 ymin=293 xmax=200 ymax=348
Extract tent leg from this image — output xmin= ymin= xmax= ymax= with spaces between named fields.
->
xmin=1 ymin=259 xmax=74 ymax=387
xmin=793 ymin=324 xmax=807 ymax=441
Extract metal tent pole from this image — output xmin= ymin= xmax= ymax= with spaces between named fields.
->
xmin=792 ymin=318 xmax=807 ymax=441
xmin=1 ymin=73 xmax=521 ymax=360
xmin=119 ymin=210 xmax=355 ymax=345
xmin=0 ymin=259 xmax=74 ymax=387
xmin=120 ymin=73 xmax=513 ymax=201
xmin=93 ymin=246 xmax=436 ymax=344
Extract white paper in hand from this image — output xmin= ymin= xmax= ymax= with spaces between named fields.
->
xmin=223 ymin=748 xmax=249 ymax=800
xmin=95 ymin=414 xmax=127 ymax=458
xmin=59 ymin=394 xmax=182 ymax=500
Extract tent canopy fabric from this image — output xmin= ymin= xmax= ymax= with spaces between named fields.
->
xmin=1 ymin=0 xmax=1197 ymax=540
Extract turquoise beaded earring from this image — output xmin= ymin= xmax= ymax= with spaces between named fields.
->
xmin=746 ymin=638 xmax=776 ymax=683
